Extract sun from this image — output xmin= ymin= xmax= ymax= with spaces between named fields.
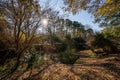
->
xmin=41 ymin=18 xmax=48 ymax=26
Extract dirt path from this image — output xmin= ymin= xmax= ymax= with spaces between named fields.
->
xmin=72 ymin=58 xmax=120 ymax=80
xmin=13 ymin=50 xmax=120 ymax=80
xmin=72 ymin=50 xmax=120 ymax=80
xmin=28 ymin=51 xmax=120 ymax=80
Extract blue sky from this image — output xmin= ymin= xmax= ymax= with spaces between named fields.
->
xmin=40 ymin=0 xmax=103 ymax=32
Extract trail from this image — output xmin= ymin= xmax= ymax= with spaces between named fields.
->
xmin=13 ymin=50 xmax=120 ymax=80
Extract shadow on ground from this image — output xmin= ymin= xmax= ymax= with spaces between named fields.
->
xmin=2 ymin=50 xmax=120 ymax=80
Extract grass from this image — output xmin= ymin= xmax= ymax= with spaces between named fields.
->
xmin=0 ymin=65 xmax=6 ymax=71
xmin=88 ymin=52 xmax=96 ymax=58
xmin=42 ymin=76 xmax=49 ymax=80
xmin=80 ymin=50 xmax=96 ymax=58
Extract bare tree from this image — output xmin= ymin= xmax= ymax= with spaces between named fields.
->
xmin=0 ymin=0 xmax=43 ymax=78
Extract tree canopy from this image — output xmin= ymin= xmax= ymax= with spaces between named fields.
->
xmin=64 ymin=0 xmax=120 ymax=27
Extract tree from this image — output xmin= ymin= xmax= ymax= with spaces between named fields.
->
xmin=86 ymin=28 xmax=94 ymax=37
xmin=0 ymin=0 xmax=42 ymax=78
xmin=56 ymin=18 xmax=65 ymax=37
xmin=64 ymin=0 xmax=120 ymax=27
xmin=102 ymin=26 xmax=120 ymax=39
xmin=102 ymin=26 xmax=120 ymax=47
xmin=41 ymin=8 xmax=60 ymax=45
xmin=91 ymin=33 xmax=117 ymax=53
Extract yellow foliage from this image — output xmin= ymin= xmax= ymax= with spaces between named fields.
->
xmin=98 ymin=0 xmax=120 ymax=15
xmin=106 ymin=0 xmax=111 ymax=3
xmin=102 ymin=26 xmax=120 ymax=39
xmin=19 ymin=31 xmax=26 ymax=41
xmin=69 ymin=0 xmax=73 ymax=3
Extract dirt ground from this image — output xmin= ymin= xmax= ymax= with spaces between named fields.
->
xmin=15 ymin=50 xmax=120 ymax=80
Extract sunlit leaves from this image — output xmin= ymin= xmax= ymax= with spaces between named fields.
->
xmin=102 ymin=26 xmax=120 ymax=40
xmin=106 ymin=0 xmax=111 ymax=3
xmin=97 ymin=0 xmax=120 ymax=16
xmin=64 ymin=0 xmax=91 ymax=14
xmin=0 ymin=0 xmax=41 ymax=53
xmin=64 ymin=0 xmax=120 ymax=27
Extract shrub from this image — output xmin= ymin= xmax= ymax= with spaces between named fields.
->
xmin=91 ymin=33 xmax=117 ymax=53
xmin=73 ymin=37 xmax=86 ymax=51
xmin=55 ymin=42 xmax=67 ymax=52
xmin=53 ymin=36 xmax=68 ymax=52
xmin=60 ymin=49 xmax=79 ymax=64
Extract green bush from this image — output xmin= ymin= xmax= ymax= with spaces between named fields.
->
xmin=73 ymin=37 xmax=86 ymax=51
xmin=60 ymin=49 xmax=79 ymax=64
xmin=91 ymin=33 xmax=117 ymax=52
xmin=55 ymin=42 xmax=67 ymax=52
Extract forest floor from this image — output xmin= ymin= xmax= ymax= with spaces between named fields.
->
xmin=3 ymin=50 xmax=120 ymax=80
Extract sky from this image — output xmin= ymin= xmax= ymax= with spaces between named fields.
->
xmin=40 ymin=0 xmax=103 ymax=32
